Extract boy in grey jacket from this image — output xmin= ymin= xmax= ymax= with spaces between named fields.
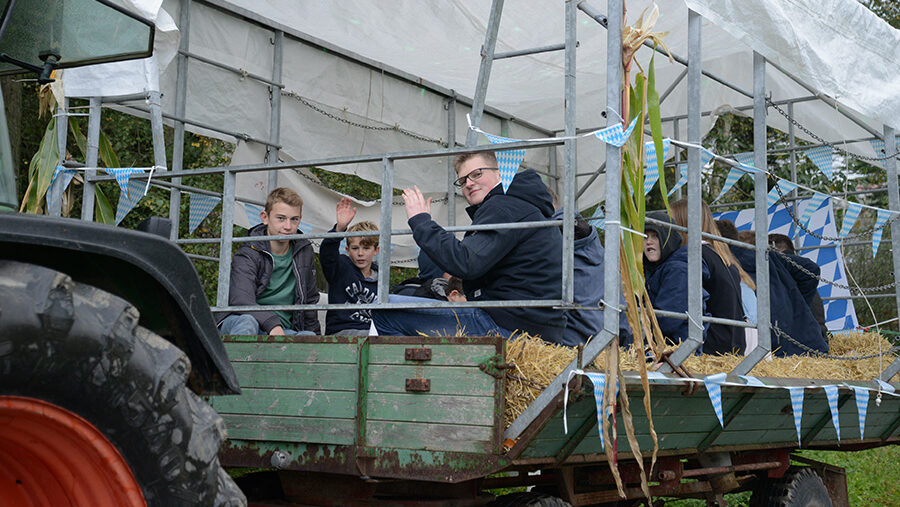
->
xmin=216 ymin=187 xmax=320 ymax=336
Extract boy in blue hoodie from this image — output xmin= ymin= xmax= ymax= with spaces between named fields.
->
xmin=320 ymin=197 xmax=379 ymax=335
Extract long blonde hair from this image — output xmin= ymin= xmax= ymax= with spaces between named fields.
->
xmin=669 ymin=199 xmax=756 ymax=290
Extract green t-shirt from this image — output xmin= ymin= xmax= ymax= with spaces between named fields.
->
xmin=256 ymin=248 xmax=296 ymax=330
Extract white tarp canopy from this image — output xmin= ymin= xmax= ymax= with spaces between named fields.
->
xmin=64 ymin=0 xmax=900 ymax=213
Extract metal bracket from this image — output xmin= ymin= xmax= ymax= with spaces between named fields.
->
xmin=405 ymin=378 xmax=431 ymax=392
xmin=405 ymin=347 xmax=432 ymax=361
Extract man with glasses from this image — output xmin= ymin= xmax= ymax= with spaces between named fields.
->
xmin=373 ymin=151 xmax=566 ymax=344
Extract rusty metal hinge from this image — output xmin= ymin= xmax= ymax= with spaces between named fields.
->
xmin=405 ymin=378 xmax=431 ymax=392
xmin=405 ymin=347 xmax=432 ymax=361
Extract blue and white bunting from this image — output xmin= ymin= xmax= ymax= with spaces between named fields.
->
xmin=767 ymin=180 xmax=799 ymax=207
xmin=714 ymin=167 xmax=745 ymax=202
xmin=588 ymin=206 xmax=605 ymax=228
xmin=823 ymin=385 xmax=841 ymax=441
xmin=704 ymin=373 xmax=726 ymax=428
xmin=667 ymin=163 xmax=688 ymax=197
xmin=244 ymin=203 xmax=265 ymax=228
xmin=115 ymin=178 xmax=147 ymax=225
xmin=852 ymin=386 xmax=869 ymax=439
xmin=869 ymin=137 xmax=900 ymax=163
xmin=839 ymin=202 xmax=863 ymax=238
xmin=188 ymin=193 xmax=222 ymax=234
xmin=483 ymin=132 xmax=525 ymax=193
xmin=104 ymin=167 xmax=143 ymax=199
xmin=701 ymin=148 xmax=715 ymax=167
xmin=739 ymin=375 xmax=766 ymax=387
xmin=583 ymin=372 xmax=608 ymax=450
xmin=594 ymin=116 xmax=638 ymax=148
xmin=875 ymin=379 xmax=896 ymax=394
xmin=871 ymin=210 xmax=891 ymax=257
xmin=804 ymin=146 xmax=834 ymax=181
xmin=788 ymin=386 xmax=805 ymax=447
xmin=732 ymin=152 xmax=758 ymax=173
xmin=796 ymin=192 xmax=828 ymax=238
xmin=46 ymin=166 xmax=79 ymax=216
xmin=643 ymin=139 xmax=671 ymax=194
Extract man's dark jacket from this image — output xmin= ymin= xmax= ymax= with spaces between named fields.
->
xmin=408 ymin=169 xmax=566 ymax=343
xmin=215 ymin=223 xmax=320 ymax=333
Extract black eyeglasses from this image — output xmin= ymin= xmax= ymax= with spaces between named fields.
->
xmin=453 ymin=167 xmax=499 ymax=187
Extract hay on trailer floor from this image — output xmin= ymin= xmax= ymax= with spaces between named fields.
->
xmin=503 ymin=331 xmax=899 ymax=426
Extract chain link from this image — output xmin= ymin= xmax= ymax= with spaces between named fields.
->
xmin=282 ymin=91 xmax=445 ymax=145
xmin=770 ymin=249 xmax=898 ymax=293
xmin=771 ymin=324 xmax=899 ymax=360
xmin=767 ymin=99 xmax=900 ymax=162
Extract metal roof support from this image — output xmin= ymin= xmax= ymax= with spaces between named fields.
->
xmin=881 ymin=125 xmax=900 ymax=381
xmin=169 ymin=0 xmax=191 ymax=240
xmin=376 ymin=157 xmax=394 ymax=302
xmin=562 ymin=0 xmax=577 ymax=304
xmin=447 ymin=96 xmax=457 ymax=227
xmin=465 ymin=0 xmax=504 ymax=147
xmin=267 ymin=30 xmax=284 ymax=191
xmin=216 ymin=166 xmax=236 ymax=306
xmin=148 ymin=90 xmax=168 ymax=172
xmin=80 ymin=97 xmax=101 ymax=222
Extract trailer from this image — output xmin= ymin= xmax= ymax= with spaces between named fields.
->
xmin=210 ymin=334 xmax=899 ymax=505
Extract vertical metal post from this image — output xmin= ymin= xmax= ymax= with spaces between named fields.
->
xmin=216 ymin=168 xmax=236 ymax=306
xmin=48 ymin=97 xmax=69 ymax=217
xmin=465 ymin=0 xmax=504 ymax=146
xmin=447 ymin=96 xmax=457 ymax=227
xmin=267 ymin=30 xmax=284 ymax=191
xmin=549 ymin=143 xmax=559 ymax=195
xmin=377 ymin=157 xmax=394 ymax=301
xmin=788 ymin=102 xmax=798 ymax=249
xmin=561 ymin=0 xmax=577 ymax=304
xmin=148 ymin=90 xmax=168 ymax=170
xmin=169 ymin=0 xmax=191 ymax=240
xmin=665 ymin=9 xmax=704 ymax=367
xmin=881 ymin=127 xmax=900 ymax=380
xmin=673 ymin=119 xmax=682 ymax=200
xmin=733 ymin=52 xmax=771 ymax=375
xmin=81 ymin=97 xmax=101 ymax=221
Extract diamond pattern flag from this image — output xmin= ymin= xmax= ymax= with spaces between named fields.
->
xmin=188 ymin=193 xmax=221 ymax=234
xmin=667 ymin=163 xmax=688 ymax=197
xmin=594 ymin=116 xmax=638 ymax=148
xmin=852 ymin=386 xmax=869 ymax=439
xmin=767 ymin=179 xmax=799 ymax=207
xmin=115 ymin=178 xmax=147 ymax=225
xmin=704 ymin=373 xmax=727 ymax=428
xmin=583 ymin=372 xmax=608 ymax=450
xmin=839 ymin=202 xmax=863 ymax=238
xmin=871 ymin=209 xmax=891 ymax=257
xmin=244 ymin=203 xmax=265 ymax=228
xmin=104 ymin=167 xmax=143 ymax=199
xmin=714 ymin=167 xmax=745 ymax=202
xmin=643 ymin=139 xmax=671 ymax=194
xmin=588 ymin=206 xmax=605 ymax=228
xmin=823 ymin=385 xmax=841 ymax=441
xmin=788 ymin=386 xmax=805 ymax=447
xmin=796 ymin=192 xmax=828 ymax=238
xmin=804 ymin=146 xmax=834 ymax=181
xmin=483 ymin=133 xmax=525 ymax=193
xmin=869 ymin=137 xmax=900 ymax=164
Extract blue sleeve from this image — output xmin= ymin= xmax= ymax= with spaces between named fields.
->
xmin=784 ymin=253 xmax=820 ymax=297
xmin=653 ymin=257 xmax=710 ymax=343
xmin=319 ymin=226 xmax=342 ymax=283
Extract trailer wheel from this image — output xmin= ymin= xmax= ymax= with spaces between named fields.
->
xmin=0 ymin=261 xmax=245 ymax=506
xmin=750 ymin=467 xmax=833 ymax=507
xmin=488 ymin=491 xmax=572 ymax=507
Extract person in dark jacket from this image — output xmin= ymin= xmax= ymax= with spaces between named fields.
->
xmin=373 ymin=151 xmax=566 ymax=343
xmin=216 ymin=187 xmax=320 ymax=335
xmin=769 ymin=233 xmax=829 ymax=342
xmin=320 ymin=197 xmax=379 ymax=335
xmin=644 ymin=211 xmax=710 ymax=346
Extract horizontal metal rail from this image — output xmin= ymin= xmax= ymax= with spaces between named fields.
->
xmin=212 ymin=299 xmax=568 ymax=312
xmin=115 ymin=103 xmax=280 ymax=148
xmin=645 ymin=216 xmax=755 ymax=251
xmin=179 ymin=49 xmax=285 ymax=88
xmin=654 ymin=309 xmax=756 ymax=329
xmin=493 ymin=42 xmax=570 ymax=60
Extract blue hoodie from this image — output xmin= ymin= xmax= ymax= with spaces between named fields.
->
xmin=320 ymin=227 xmax=378 ymax=334
xmin=408 ymin=169 xmax=566 ymax=343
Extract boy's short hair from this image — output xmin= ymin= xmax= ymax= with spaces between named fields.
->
xmin=453 ymin=151 xmax=498 ymax=174
xmin=737 ymin=230 xmax=756 ymax=245
xmin=347 ymin=221 xmax=379 ymax=247
xmin=447 ymin=276 xmax=463 ymax=294
xmin=715 ymin=219 xmax=739 ymax=241
xmin=266 ymin=187 xmax=303 ymax=214
xmin=768 ymin=233 xmax=795 ymax=254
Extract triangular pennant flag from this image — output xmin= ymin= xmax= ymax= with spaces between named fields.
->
xmin=704 ymin=373 xmax=727 ymax=428
xmin=788 ymin=386 xmax=805 ymax=447
xmin=852 ymin=386 xmax=869 ymax=439
xmin=796 ymin=193 xmax=828 ymax=238
xmin=871 ymin=209 xmax=891 ymax=257
xmin=739 ymin=375 xmax=766 ymax=387
xmin=188 ymin=193 xmax=222 ymax=234
xmin=594 ymin=116 xmax=639 ymax=148
xmin=104 ymin=167 xmax=142 ymax=199
xmin=874 ymin=379 xmax=896 ymax=394
xmin=583 ymin=372 xmax=608 ymax=450
xmin=115 ymin=178 xmax=147 ymax=225
xmin=700 ymin=148 xmax=715 ymax=167
xmin=483 ymin=132 xmax=525 ymax=193
xmin=588 ymin=206 xmax=605 ymax=228
xmin=839 ymin=202 xmax=863 ymax=238
xmin=643 ymin=139 xmax=671 ymax=194
xmin=868 ymin=137 xmax=900 ymax=162
xmin=667 ymin=163 xmax=688 ymax=197
xmin=767 ymin=180 xmax=799 ymax=207
xmin=823 ymin=385 xmax=841 ymax=441
xmin=732 ymin=152 xmax=759 ymax=173
xmin=714 ymin=167 xmax=745 ymax=202
xmin=46 ymin=166 xmax=79 ymax=216
xmin=244 ymin=203 xmax=265 ymax=228
xmin=804 ymin=146 xmax=834 ymax=181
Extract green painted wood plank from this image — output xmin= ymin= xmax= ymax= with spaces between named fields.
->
xmin=231 ymin=362 xmax=358 ymax=390
xmin=369 ymin=344 xmax=497 ymax=366
xmin=368 ymin=364 xmax=495 ymax=396
xmin=366 ymin=421 xmax=495 ymax=453
xmin=211 ymin=388 xmax=357 ymax=418
xmin=226 ymin=342 xmax=359 ymax=363
xmin=223 ymin=414 xmax=356 ymax=445
xmin=367 ymin=393 xmax=495 ymax=426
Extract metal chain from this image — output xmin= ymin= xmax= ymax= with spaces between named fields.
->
xmin=772 ymin=181 xmax=897 ymax=241
xmin=770 ymin=249 xmax=898 ymax=293
xmin=767 ymin=99 xmax=900 ymax=162
xmin=771 ymin=324 xmax=900 ymax=360
xmin=282 ymin=91 xmax=445 ymax=145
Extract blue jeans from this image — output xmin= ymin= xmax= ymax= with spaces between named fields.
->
xmin=219 ymin=314 xmax=315 ymax=336
xmin=372 ymin=295 xmax=512 ymax=338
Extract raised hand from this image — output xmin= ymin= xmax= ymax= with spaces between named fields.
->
xmin=335 ymin=197 xmax=357 ymax=232
xmin=402 ymin=186 xmax=432 ymax=219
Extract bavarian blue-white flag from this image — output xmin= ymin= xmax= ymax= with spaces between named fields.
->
xmin=796 ymin=192 xmax=828 ymax=238
xmin=869 ymin=137 xmax=900 ymax=163
xmin=839 ymin=202 xmax=863 ymax=238
xmin=732 ymin=151 xmax=759 ymax=172
xmin=852 ymin=386 xmax=869 ymax=439
xmin=804 ymin=146 xmax=834 ymax=181
xmin=788 ymin=386 xmax=805 ymax=447
xmin=104 ymin=167 xmax=143 ymax=199
xmin=767 ymin=180 xmax=799 ymax=207
xmin=704 ymin=373 xmax=727 ymax=428
xmin=244 ymin=203 xmax=265 ymax=228
xmin=871 ymin=209 xmax=891 ymax=257
xmin=115 ymin=178 xmax=147 ymax=225
xmin=643 ymin=139 xmax=670 ymax=194
xmin=482 ymin=132 xmax=525 ymax=193
xmin=667 ymin=163 xmax=688 ymax=197
xmin=188 ymin=193 xmax=221 ymax=234
xmin=583 ymin=372 xmax=608 ymax=450
xmin=46 ymin=166 xmax=79 ymax=216
xmin=594 ymin=116 xmax=638 ymax=148
xmin=823 ymin=385 xmax=841 ymax=441
xmin=714 ymin=167 xmax=745 ymax=202
xmin=588 ymin=205 xmax=605 ymax=228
